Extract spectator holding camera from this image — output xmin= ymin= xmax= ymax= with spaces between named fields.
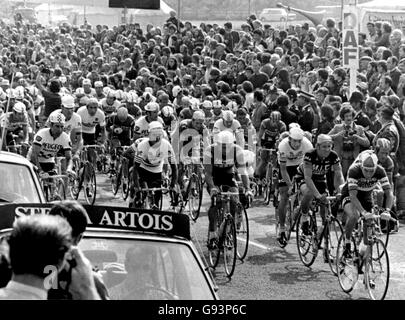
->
xmin=328 ymin=103 xmax=370 ymax=177
xmin=0 ymin=214 xmax=98 ymax=300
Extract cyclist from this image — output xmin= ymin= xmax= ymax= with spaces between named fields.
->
xmin=201 ymin=100 xmax=214 ymax=130
xmin=106 ymin=106 xmax=135 ymax=172
xmin=340 ymin=151 xmax=394 ymax=258
xmin=77 ymin=98 xmax=106 ymax=196
xmin=255 ymin=111 xmax=286 ymax=183
xmin=47 ymin=94 xmax=83 ymax=170
xmin=175 ymin=110 xmax=210 ymax=195
xmin=128 ymin=121 xmax=178 ymax=208
xmin=236 ymin=107 xmax=256 ymax=151
xmin=277 ymin=126 xmax=313 ymax=245
xmin=100 ymin=90 xmax=120 ymax=117
xmin=28 ymin=113 xmax=74 ymax=175
xmin=296 ymin=134 xmax=345 ymax=235
xmin=133 ymin=101 xmax=164 ymax=140
xmin=160 ymin=105 xmax=177 ymax=137
xmin=74 ymin=79 xmax=96 ymax=100
xmin=212 ymin=110 xmax=244 ymax=148
xmin=203 ymin=130 xmax=252 ymax=248
xmin=1 ymin=102 xmax=29 ymax=155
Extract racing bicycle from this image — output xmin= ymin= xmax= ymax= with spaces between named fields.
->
xmin=70 ymin=144 xmax=104 ymax=205
xmin=261 ymin=148 xmax=279 ymax=207
xmin=295 ymin=194 xmax=344 ymax=275
xmin=336 ymin=211 xmax=396 ymax=300
xmin=110 ymin=145 xmax=131 ymax=200
xmin=208 ymin=186 xmax=238 ymax=278
xmin=131 ymin=185 xmax=169 ymax=210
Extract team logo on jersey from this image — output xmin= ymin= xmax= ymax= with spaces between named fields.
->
xmin=35 ymin=136 xmax=42 ymax=142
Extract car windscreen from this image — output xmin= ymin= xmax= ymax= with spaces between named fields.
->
xmin=79 ymin=237 xmax=215 ymax=300
xmin=0 ymin=163 xmax=41 ymax=203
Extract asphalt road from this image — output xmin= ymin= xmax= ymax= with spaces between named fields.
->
xmin=83 ymin=173 xmax=405 ymax=300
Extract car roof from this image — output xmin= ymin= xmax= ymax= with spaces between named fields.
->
xmin=0 ymin=151 xmax=35 ymax=167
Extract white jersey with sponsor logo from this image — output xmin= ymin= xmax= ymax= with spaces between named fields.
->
xmin=77 ymin=106 xmax=106 ymax=134
xmin=47 ymin=110 xmax=82 ymax=135
xmin=134 ymin=138 xmax=176 ymax=173
xmin=278 ymin=136 xmax=313 ymax=167
xmin=31 ymin=128 xmax=71 ymax=163
xmin=75 ymin=87 xmax=96 ymax=98
xmin=134 ymin=116 xmax=164 ymax=138
xmin=212 ymin=118 xmax=245 ymax=148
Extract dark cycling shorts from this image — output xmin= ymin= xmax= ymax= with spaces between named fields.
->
xmin=138 ymin=167 xmax=162 ymax=187
xmin=39 ymin=162 xmax=56 ymax=173
xmin=212 ymin=168 xmax=237 ymax=189
xmin=278 ymin=165 xmax=298 ymax=188
xmin=341 ymin=184 xmax=373 ymax=212
xmin=297 ymin=177 xmax=328 ymax=195
xmin=83 ymin=132 xmax=96 ymax=146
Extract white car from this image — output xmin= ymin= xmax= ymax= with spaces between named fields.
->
xmin=259 ymin=8 xmax=297 ymax=22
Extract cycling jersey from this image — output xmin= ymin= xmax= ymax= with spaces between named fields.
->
xmin=75 ymin=87 xmax=96 ymax=98
xmin=212 ymin=118 xmax=244 ymax=147
xmin=31 ymin=128 xmax=71 ymax=163
xmin=134 ymin=116 xmax=164 ymax=138
xmin=77 ymin=106 xmax=106 ymax=134
xmin=179 ymin=119 xmax=209 ymax=161
xmin=134 ymin=138 xmax=176 ymax=173
xmin=297 ymin=149 xmax=340 ymax=182
xmin=259 ymin=119 xmax=286 ymax=149
xmin=100 ymin=98 xmax=121 ymax=116
xmin=106 ymin=114 xmax=135 ymax=146
xmin=278 ymin=136 xmax=313 ymax=167
xmin=47 ymin=110 xmax=82 ymax=135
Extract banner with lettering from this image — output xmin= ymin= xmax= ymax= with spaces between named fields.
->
xmin=0 ymin=204 xmax=190 ymax=240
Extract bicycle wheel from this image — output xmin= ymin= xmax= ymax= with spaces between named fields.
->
xmin=111 ymin=165 xmax=121 ymax=196
xmin=42 ymin=183 xmax=50 ymax=202
xmin=56 ymin=178 xmax=66 ymax=200
xmin=188 ymin=174 xmax=203 ymax=222
xmin=325 ymin=217 xmax=344 ymax=276
xmin=264 ymin=179 xmax=271 ymax=205
xmin=84 ymin=163 xmax=97 ymax=205
xmin=236 ymin=204 xmax=249 ymax=261
xmin=375 ymin=216 xmax=390 ymax=250
xmin=336 ymin=234 xmax=358 ymax=293
xmin=365 ymin=239 xmax=390 ymax=300
xmin=123 ymin=170 xmax=131 ymax=201
xmin=223 ymin=216 xmax=237 ymax=278
xmin=296 ymin=211 xmax=318 ymax=267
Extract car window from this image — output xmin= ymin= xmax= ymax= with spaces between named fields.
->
xmin=80 ymin=237 xmax=215 ymax=300
xmin=0 ymin=163 xmax=41 ymax=203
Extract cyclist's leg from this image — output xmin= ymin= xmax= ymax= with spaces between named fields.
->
xmin=254 ymin=149 xmax=269 ymax=180
xmin=278 ymin=186 xmax=289 ymax=227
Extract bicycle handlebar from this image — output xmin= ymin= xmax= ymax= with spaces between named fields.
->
xmin=83 ymin=144 xmax=105 ymax=150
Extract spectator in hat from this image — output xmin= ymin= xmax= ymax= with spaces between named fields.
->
xmin=296 ymin=90 xmax=315 ymax=132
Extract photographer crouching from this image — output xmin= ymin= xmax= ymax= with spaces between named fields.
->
xmin=328 ymin=103 xmax=370 ymax=177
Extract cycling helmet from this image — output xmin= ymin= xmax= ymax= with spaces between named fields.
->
xmin=13 ymin=102 xmax=26 ymax=113
xmin=375 ymin=138 xmax=391 ymax=152
xmin=82 ymin=79 xmax=91 ymax=86
xmin=192 ymin=110 xmax=205 ymax=121
xmin=49 ymin=112 xmax=66 ymax=125
xmin=161 ymin=105 xmax=174 ymax=118
xmin=172 ymin=85 xmax=182 ymax=97
xmin=212 ymin=100 xmax=222 ymax=109
xmin=79 ymin=96 xmax=90 ymax=106
xmin=115 ymin=89 xmax=125 ymax=100
xmin=222 ymin=110 xmax=234 ymax=122
xmin=144 ymin=101 xmax=160 ymax=112
xmin=125 ymin=91 xmax=139 ymax=104
xmin=61 ymin=95 xmax=75 ymax=109
xmin=190 ymin=98 xmax=200 ymax=110
xmin=216 ymin=131 xmax=234 ymax=144
xmin=106 ymin=90 xmax=116 ymax=99
xmin=226 ymin=101 xmax=238 ymax=112
xmin=288 ymin=122 xmax=301 ymax=130
xmin=29 ymin=86 xmax=39 ymax=97
xmin=270 ymin=111 xmax=281 ymax=122
xmin=359 ymin=151 xmax=378 ymax=169
xmin=148 ymin=121 xmax=164 ymax=142
xmin=94 ymin=81 xmax=103 ymax=88
xmin=117 ymin=106 xmax=128 ymax=121
xmin=289 ymin=127 xmax=304 ymax=140
xmin=15 ymin=86 xmax=25 ymax=100
xmin=202 ymin=100 xmax=213 ymax=109
xmin=316 ymin=134 xmax=333 ymax=145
